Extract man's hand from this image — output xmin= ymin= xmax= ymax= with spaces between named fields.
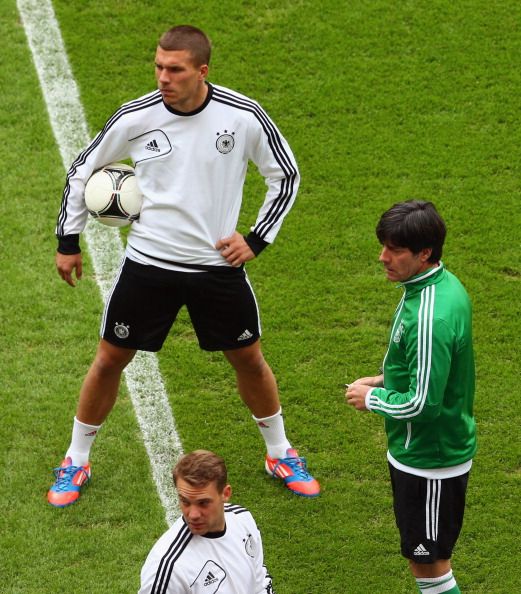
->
xmin=345 ymin=375 xmax=383 ymax=411
xmin=345 ymin=382 xmax=372 ymax=411
xmin=56 ymin=252 xmax=83 ymax=287
xmin=216 ymin=232 xmax=255 ymax=267
xmin=351 ymin=375 xmax=384 ymax=388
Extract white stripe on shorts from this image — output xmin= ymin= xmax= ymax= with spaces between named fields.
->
xmin=425 ymin=478 xmax=441 ymax=541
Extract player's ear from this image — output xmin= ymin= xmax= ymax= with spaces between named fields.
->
xmin=222 ymin=484 xmax=232 ymax=502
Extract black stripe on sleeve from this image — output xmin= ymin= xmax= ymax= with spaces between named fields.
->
xmin=151 ymin=523 xmax=193 ymax=594
xmin=56 ymin=92 xmax=163 ymax=235
xmin=211 ymin=87 xmax=298 ymax=240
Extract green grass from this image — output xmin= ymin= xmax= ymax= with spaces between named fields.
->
xmin=2 ymin=0 xmax=520 ymax=592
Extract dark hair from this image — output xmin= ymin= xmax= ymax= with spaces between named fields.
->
xmin=376 ymin=200 xmax=446 ymax=263
xmin=159 ymin=25 xmax=211 ymax=66
xmin=173 ymin=450 xmax=227 ymax=492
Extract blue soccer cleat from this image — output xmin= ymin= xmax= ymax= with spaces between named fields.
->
xmin=47 ymin=456 xmax=91 ymax=507
xmin=265 ymin=448 xmax=320 ymax=497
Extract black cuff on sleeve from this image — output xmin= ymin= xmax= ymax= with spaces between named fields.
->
xmin=57 ymin=234 xmax=81 ymax=255
xmin=244 ymin=232 xmax=269 ymax=256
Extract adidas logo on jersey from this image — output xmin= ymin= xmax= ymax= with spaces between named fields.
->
xmin=413 ymin=543 xmax=430 ymax=556
xmin=237 ymin=329 xmax=253 ymax=341
xmin=204 ymin=571 xmax=218 ymax=586
xmin=145 ymin=139 xmax=160 ymax=152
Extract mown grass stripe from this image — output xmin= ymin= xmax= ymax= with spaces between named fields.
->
xmin=17 ymin=0 xmax=181 ymax=526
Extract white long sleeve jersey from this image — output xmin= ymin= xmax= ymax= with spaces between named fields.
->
xmin=138 ymin=503 xmax=275 ymax=594
xmin=56 ymin=83 xmax=300 ymax=269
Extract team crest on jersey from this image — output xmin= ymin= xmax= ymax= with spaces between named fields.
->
xmin=393 ymin=320 xmax=404 ymax=343
xmin=114 ymin=322 xmax=130 ymax=339
xmin=215 ymin=130 xmax=235 ymax=154
xmin=243 ymin=533 xmax=256 ymax=557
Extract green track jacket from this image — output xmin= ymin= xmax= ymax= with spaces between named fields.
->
xmin=367 ymin=263 xmax=476 ymax=470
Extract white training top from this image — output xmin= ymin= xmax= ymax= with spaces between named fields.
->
xmin=138 ymin=503 xmax=275 ymax=594
xmin=56 ymin=83 xmax=300 ymax=270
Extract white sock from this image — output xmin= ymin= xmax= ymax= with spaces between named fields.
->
xmin=416 ymin=570 xmax=460 ymax=593
xmin=65 ymin=416 xmax=102 ymax=467
xmin=252 ymin=408 xmax=291 ymax=458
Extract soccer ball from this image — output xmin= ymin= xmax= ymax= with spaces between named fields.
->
xmin=84 ymin=163 xmax=142 ymax=227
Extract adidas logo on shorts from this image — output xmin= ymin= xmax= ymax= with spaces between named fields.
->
xmin=237 ymin=329 xmax=253 ymax=341
xmin=413 ymin=543 xmax=430 ymax=556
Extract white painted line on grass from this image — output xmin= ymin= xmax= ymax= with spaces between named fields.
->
xmin=17 ymin=0 xmax=182 ymax=526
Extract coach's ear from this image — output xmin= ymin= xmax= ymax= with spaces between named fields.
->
xmin=222 ymin=484 xmax=232 ymax=502
xmin=419 ymin=247 xmax=432 ymax=263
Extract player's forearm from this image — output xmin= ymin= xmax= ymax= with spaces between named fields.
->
xmin=370 ymin=374 xmax=384 ymax=387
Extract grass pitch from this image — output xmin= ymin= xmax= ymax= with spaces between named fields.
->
xmin=2 ymin=1 xmax=520 ymax=592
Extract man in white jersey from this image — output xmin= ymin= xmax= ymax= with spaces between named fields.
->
xmin=48 ymin=25 xmax=319 ymax=507
xmin=139 ymin=450 xmax=275 ymax=594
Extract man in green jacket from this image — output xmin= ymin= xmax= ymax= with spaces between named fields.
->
xmin=346 ymin=200 xmax=476 ymax=594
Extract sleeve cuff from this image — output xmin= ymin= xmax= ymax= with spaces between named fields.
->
xmin=365 ymin=388 xmax=374 ymax=410
xmin=244 ymin=232 xmax=269 ymax=256
xmin=57 ymin=234 xmax=81 ymax=255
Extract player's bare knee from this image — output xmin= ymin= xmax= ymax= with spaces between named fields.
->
xmin=225 ymin=347 xmax=268 ymax=377
xmin=94 ymin=341 xmax=136 ymax=374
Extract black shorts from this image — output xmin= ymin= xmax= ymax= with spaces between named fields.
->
xmin=389 ymin=464 xmax=469 ymax=563
xmin=101 ymin=258 xmax=261 ymax=351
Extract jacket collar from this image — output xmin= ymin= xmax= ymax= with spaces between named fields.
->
xmin=400 ymin=262 xmax=444 ymax=292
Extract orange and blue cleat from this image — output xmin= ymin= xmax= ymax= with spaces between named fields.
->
xmin=265 ymin=448 xmax=320 ymax=497
xmin=47 ymin=457 xmax=91 ymax=507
